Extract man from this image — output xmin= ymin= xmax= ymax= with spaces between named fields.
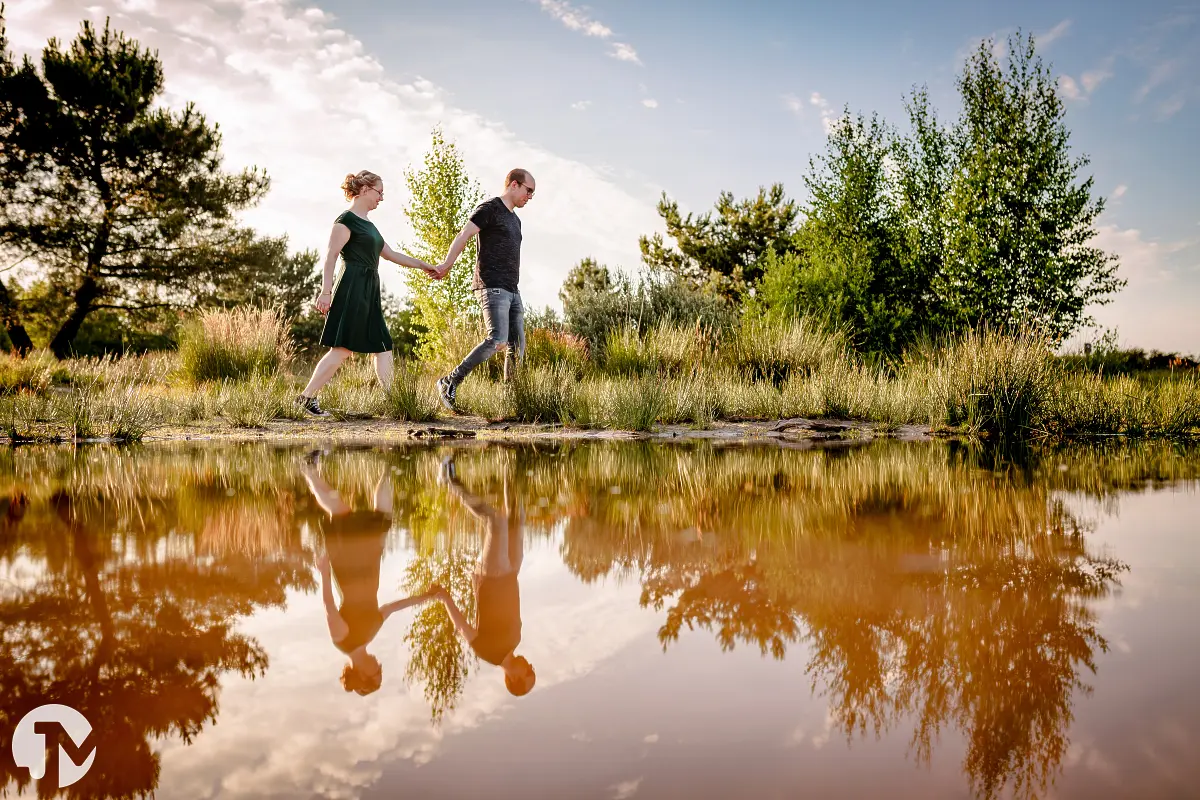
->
xmin=433 ymin=168 xmax=536 ymax=412
xmin=430 ymin=455 xmax=536 ymax=697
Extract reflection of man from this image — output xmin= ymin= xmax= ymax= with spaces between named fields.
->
xmin=301 ymin=452 xmax=436 ymax=696
xmin=431 ymin=456 xmax=536 ymax=697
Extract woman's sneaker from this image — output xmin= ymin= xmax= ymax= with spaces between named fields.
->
xmin=296 ymin=394 xmax=331 ymax=417
xmin=436 ymin=376 xmax=458 ymax=412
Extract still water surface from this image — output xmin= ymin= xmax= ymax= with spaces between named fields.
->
xmin=1 ymin=440 xmax=1198 ymax=800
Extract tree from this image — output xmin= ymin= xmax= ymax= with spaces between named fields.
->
xmin=0 ymin=6 xmax=34 ymax=354
xmin=940 ymin=31 xmax=1122 ymax=342
xmin=403 ymin=127 xmax=484 ymax=359
xmin=0 ymin=17 xmax=299 ymax=358
xmin=788 ymin=111 xmax=931 ymax=356
xmin=639 ymin=184 xmax=800 ymax=301
xmin=559 ymin=256 xmax=614 ymax=308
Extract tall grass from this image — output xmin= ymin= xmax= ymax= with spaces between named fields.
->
xmin=910 ymin=327 xmax=1059 ymax=438
xmin=602 ymin=323 xmax=712 ymax=377
xmin=728 ymin=316 xmax=846 ymax=385
xmin=384 ymin=360 xmax=441 ymax=422
xmin=178 ymin=306 xmax=294 ymax=384
xmin=510 ymin=364 xmax=576 ymax=424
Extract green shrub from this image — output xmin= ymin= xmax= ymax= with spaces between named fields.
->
xmin=384 ymin=360 xmax=441 ymax=422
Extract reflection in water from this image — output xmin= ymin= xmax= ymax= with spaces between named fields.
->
xmin=302 ymin=452 xmax=437 ymax=696
xmin=0 ymin=440 xmax=1197 ymax=799
xmin=0 ymin=448 xmax=316 ymax=799
xmin=435 ymin=456 xmax=535 ymax=697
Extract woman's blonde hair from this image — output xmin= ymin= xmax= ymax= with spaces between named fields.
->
xmin=341 ymin=170 xmax=381 ymax=200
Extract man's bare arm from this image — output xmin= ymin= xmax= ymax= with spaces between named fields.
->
xmin=437 ymin=221 xmax=480 ymax=277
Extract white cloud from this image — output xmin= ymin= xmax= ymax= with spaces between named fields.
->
xmin=533 ymin=0 xmax=640 ymax=66
xmin=609 ymin=42 xmax=641 ymax=64
xmin=1136 ymin=59 xmax=1181 ymax=102
xmin=5 ymin=0 xmax=664 ymax=312
xmin=571 ymin=100 xmax=592 ymax=111
xmin=1060 ymin=75 xmax=1082 ymax=101
xmin=1112 ymin=184 xmax=1128 ymax=199
xmin=1081 ymin=64 xmax=1113 ymax=93
xmin=1062 ymin=58 xmax=1114 ymax=104
xmin=1036 ymin=19 xmax=1072 ymax=48
xmin=535 ymin=0 xmax=613 ymax=38
xmin=1092 ymin=224 xmax=1191 ymax=286
xmin=809 ymin=91 xmax=836 ymax=134
xmin=640 ymin=98 xmax=658 ymax=109
xmin=781 ymin=93 xmax=804 ymax=116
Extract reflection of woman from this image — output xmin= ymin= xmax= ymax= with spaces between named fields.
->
xmin=302 ymin=457 xmax=435 ymax=695
xmin=431 ymin=456 xmax=536 ymax=697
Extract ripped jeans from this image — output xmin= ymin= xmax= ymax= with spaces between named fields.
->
xmin=447 ymin=287 xmax=525 ymax=385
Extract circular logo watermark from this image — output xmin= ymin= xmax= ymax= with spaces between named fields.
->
xmin=11 ymin=704 xmax=96 ymax=788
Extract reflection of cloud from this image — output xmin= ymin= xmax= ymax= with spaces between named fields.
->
xmin=641 ymin=98 xmax=658 ymax=109
xmin=643 ymin=733 xmax=659 ymax=743
xmin=571 ymin=100 xmax=593 ymax=111
xmin=4 ymin=0 xmax=662 ymax=313
xmin=611 ymin=777 xmax=643 ymax=799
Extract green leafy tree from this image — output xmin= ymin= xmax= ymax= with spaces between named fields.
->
xmin=940 ymin=31 xmax=1123 ymax=342
xmin=639 ymin=184 xmax=800 ymax=301
xmin=790 ymin=111 xmax=929 ymax=356
xmin=0 ymin=6 xmax=34 ymax=354
xmin=0 ymin=16 xmax=301 ymax=358
xmin=403 ymin=127 xmax=484 ymax=358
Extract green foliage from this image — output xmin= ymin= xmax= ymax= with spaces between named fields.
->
xmin=562 ymin=265 xmax=733 ymax=354
xmin=791 ymin=112 xmax=931 ymax=356
xmin=940 ymin=33 xmax=1122 ymax=341
xmin=756 ymin=31 xmax=1121 ymax=355
xmin=639 ymin=184 xmax=800 ymax=300
xmin=0 ymin=16 xmax=310 ymax=358
xmin=403 ymin=127 xmax=484 ymax=359
xmin=177 ymin=306 xmax=294 ymax=384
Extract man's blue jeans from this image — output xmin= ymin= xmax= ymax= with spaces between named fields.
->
xmin=448 ymin=287 xmax=525 ymax=385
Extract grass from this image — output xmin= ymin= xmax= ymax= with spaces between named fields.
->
xmin=1 ymin=308 xmax=1197 ymax=442
xmin=178 ymin=306 xmax=294 ymax=384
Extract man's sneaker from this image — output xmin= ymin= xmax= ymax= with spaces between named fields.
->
xmin=297 ymin=394 xmax=331 ymax=417
xmin=436 ymin=376 xmax=458 ymax=412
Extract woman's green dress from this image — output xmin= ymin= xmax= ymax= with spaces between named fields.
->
xmin=320 ymin=210 xmax=393 ymax=353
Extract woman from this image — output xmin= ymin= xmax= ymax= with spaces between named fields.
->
xmin=296 ymin=170 xmax=439 ymax=416
xmin=302 ymin=455 xmax=437 ymax=695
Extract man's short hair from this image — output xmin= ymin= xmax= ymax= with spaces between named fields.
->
xmin=505 ymin=168 xmax=531 ymax=188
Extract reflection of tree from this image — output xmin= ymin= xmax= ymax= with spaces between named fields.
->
xmin=0 ymin=464 xmax=314 ymax=799
xmin=548 ymin=441 xmax=1155 ymax=800
xmin=401 ymin=550 xmax=478 ymax=724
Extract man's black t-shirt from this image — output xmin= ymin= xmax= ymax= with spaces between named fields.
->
xmin=469 ymin=197 xmax=522 ymax=292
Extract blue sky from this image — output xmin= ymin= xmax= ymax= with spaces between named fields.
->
xmin=8 ymin=0 xmax=1199 ymax=352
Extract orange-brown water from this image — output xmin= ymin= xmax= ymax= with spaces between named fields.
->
xmin=1 ymin=440 xmax=1197 ymax=799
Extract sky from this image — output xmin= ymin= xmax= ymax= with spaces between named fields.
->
xmin=5 ymin=0 xmax=1199 ymax=353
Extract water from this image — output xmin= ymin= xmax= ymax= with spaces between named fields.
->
xmin=1 ymin=439 xmax=1198 ymax=800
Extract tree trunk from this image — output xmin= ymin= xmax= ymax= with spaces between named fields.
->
xmin=49 ymin=276 xmax=102 ymax=359
xmin=0 ymin=277 xmax=34 ymax=355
